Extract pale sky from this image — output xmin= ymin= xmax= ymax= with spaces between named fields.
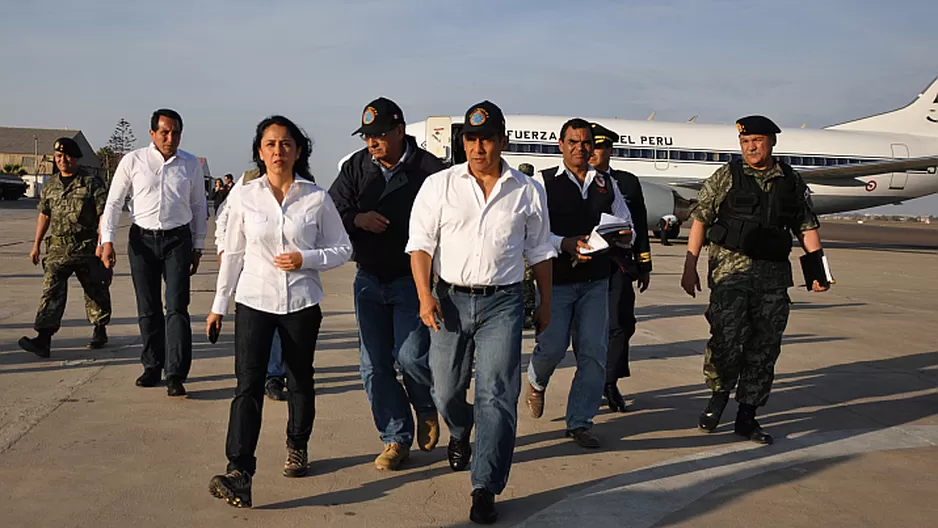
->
xmin=2 ymin=0 xmax=936 ymax=214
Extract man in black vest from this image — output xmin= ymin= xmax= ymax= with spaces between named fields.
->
xmin=525 ymin=118 xmax=634 ymax=448
xmin=588 ymin=123 xmax=653 ymax=413
xmin=681 ymin=115 xmax=829 ymax=445
xmin=329 ymin=97 xmax=445 ymax=470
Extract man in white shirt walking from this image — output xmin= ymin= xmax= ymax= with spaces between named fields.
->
xmin=525 ymin=118 xmax=634 ymax=449
xmin=100 ymin=108 xmax=207 ymax=397
xmin=407 ymin=101 xmax=555 ymax=525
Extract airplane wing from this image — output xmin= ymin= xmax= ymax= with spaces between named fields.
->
xmin=798 ymin=155 xmax=938 ymax=181
xmin=664 ymin=155 xmax=938 ymax=190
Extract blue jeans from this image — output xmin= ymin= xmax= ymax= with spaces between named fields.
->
xmin=527 ymin=278 xmax=609 ymax=431
xmin=266 ymin=330 xmax=285 ymax=379
xmin=429 ymin=282 xmax=524 ymax=495
xmin=354 ymin=270 xmax=434 ymax=447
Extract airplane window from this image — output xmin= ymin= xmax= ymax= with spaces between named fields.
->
xmin=789 ymin=156 xmax=803 ymax=165
xmin=718 ymin=153 xmax=731 ymax=162
xmin=780 ymin=156 xmax=791 ymax=164
xmin=837 ymin=158 xmax=849 ymax=165
xmin=826 ymin=158 xmax=837 ymax=166
xmin=849 ymin=159 xmax=861 ymax=164
xmin=731 ymin=153 xmax=742 ymax=162
xmin=696 ymin=152 xmax=708 ymax=161
xmin=656 ymin=150 xmax=667 ymax=159
xmin=670 ymin=151 xmax=682 ymax=160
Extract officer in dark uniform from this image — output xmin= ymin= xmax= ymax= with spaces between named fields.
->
xmin=588 ymin=123 xmax=652 ymax=412
xmin=19 ymin=138 xmax=112 ymax=358
xmin=681 ymin=115 xmax=829 ymax=445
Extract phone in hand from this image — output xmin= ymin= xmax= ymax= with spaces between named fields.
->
xmin=208 ymin=323 xmax=219 ymax=344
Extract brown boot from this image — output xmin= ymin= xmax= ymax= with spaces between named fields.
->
xmin=374 ymin=443 xmax=410 ymax=470
xmin=417 ymin=412 xmax=440 ymax=452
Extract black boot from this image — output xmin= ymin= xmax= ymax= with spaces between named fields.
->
xmin=734 ymin=403 xmax=773 ymax=445
xmin=18 ymin=330 xmax=53 ymax=358
xmin=88 ymin=325 xmax=108 ymax=349
xmin=604 ymin=382 xmax=628 ymax=413
xmin=698 ymin=391 xmax=729 ymax=432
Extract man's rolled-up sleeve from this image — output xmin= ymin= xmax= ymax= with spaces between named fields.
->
xmin=404 ymin=176 xmax=441 ymax=257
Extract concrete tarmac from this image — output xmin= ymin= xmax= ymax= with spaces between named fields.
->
xmin=1 ymin=200 xmax=937 ymax=527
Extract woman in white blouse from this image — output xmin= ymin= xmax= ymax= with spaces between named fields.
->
xmin=206 ymin=115 xmax=351 ymax=508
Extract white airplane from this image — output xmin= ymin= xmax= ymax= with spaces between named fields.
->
xmin=401 ymin=76 xmax=938 ymax=239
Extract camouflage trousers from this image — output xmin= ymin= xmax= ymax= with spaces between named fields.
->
xmin=523 ymin=261 xmax=536 ymax=328
xmin=703 ymin=284 xmax=790 ymax=407
xmin=35 ymin=254 xmax=112 ymax=333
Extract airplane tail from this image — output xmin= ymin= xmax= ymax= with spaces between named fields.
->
xmin=825 ymin=76 xmax=938 ymax=137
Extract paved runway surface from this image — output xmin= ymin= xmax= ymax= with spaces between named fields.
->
xmin=1 ymin=199 xmax=936 ymax=527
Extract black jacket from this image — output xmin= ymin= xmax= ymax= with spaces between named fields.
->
xmin=328 ymin=135 xmax=445 ymax=281
xmin=607 ymin=168 xmax=652 ymax=275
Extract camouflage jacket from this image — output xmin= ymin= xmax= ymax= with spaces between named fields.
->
xmin=690 ymin=160 xmax=820 ymax=290
xmin=38 ymin=169 xmax=108 ymax=257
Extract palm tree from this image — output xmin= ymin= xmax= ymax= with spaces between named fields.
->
xmin=2 ymin=163 xmax=23 ymax=174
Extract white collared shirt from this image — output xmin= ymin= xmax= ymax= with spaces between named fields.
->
xmin=533 ymin=164 xmax=634 ymax=253
xmin=211 ymin=175 xmax=352 ymax=316
xmin=101 ymin=143 xmax=208 ymax=248
xmin=406 ymin=160 xmax=557 ymax=287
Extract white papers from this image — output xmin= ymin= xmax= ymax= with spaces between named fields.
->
xmin=579 ymin=228 xmax=609 ymax=255
xmin=596 ymin=213 xmax=631 ymax=235
xmin=821 ymin=256 xmax=835 ymax=283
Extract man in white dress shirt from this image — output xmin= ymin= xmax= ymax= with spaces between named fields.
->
xmin=100 ymin=108 xmax=207 ymax=397
xmin=525 ymin=118 xmax=634 ymax=449
xmin=407 ymin=101 xmax=556 ymax=525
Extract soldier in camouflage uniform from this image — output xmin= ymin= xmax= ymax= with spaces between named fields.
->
xmin=18 ymin=138 xmax=112 ymax=358
xmin=517 ymin=163 xmax=538 ymax=329
xmin=680 ymin=116 xmax=829 ymax=445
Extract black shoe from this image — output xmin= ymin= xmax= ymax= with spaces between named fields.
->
xmin=209 ymin=468 xmax=252 ymax=508
xmin=566 ymin=427 xmax=600 ymax=448
xmin=469 ymin=488 xmax=497 ymax=525
xmin=735 ymin=403 xmax=773 ymax=445
xmin=698 ymin=391 xmax=730 ymax=432
xmin=88 ymin=325 xmax=108 ymax=349
xmin=447 ymin=436 xmax=472 ymax=472
xmin=265 ymin=377 xmax=288 ymax=401
xmin=135 ymin=368 xmax=161 ymax=387
xmin=283 ymin=447 xmax=308 ymax=478
xmin=166 ymin=378 xmax=187 ymax=397
xmin=604 ymin=382 xmax=628 ymax=413
xmin=18 ymin=331 xmax=52 ymax=358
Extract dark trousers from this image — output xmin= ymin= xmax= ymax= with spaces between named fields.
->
xmin=606 ymin=265 xmax=636 ymax=383
xmin=226 ymin=303 xmax=322 ymax=475
xmin=127 ymin=224 xmax=192 ymax=380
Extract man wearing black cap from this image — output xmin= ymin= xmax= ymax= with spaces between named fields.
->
xmin=681 ymin=115 xmax=829 ymax=445
xmin=588 ymin=123 xmax=652 ymax=413
xmin=329 ymin=97 xmax=445 ymax=471
xmin=18 ymin=138 xmax=112 ymax=358
xmin=407 ymin=100 xmax=555 ymax=524
xmin=525 ymin=118 xmax=633 ymax=449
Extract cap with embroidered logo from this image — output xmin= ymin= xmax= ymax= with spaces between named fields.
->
xmin=590 ymin=123 xmax=619 ymax=147
xmin=461 ymin=100 xmax=506 ymax=138
xmin=352 ymin=97 xmax=405 ymax=136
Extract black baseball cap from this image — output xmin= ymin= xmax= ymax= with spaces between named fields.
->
xmin=53 ymin=137 xmax=82 ymax=158
xmin=352 ymin=97 xmax=405 ymax=136
xmin=461 ymin=100 xmax=506 ymax=138
xmin=736 ymin=115 xmax=781 ymax=136
xmin=590 ymin=123 xmax=619 ymax=147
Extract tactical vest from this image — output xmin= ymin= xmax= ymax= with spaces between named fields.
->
xmin=543 ymin=167 xmax=615 ymax=284
xmin=705 ymin=159 xmax=801 ymax=262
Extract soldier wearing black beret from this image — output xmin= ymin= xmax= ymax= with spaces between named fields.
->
xmin=588 ymin=122 xmax=652 ymax=413
xmin=681 ymin=114 xmax=828 ymax=445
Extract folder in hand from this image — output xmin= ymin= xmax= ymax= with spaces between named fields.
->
xmin=799 ymin=250 xmax=835 ymax=291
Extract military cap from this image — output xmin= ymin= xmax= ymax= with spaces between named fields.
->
xmin=735 ymin=115 xmax=781 ymax=136
xmin=590 ymin=123 xmax=619 ymax=147
xmin=53 ymin=137 xmax=82 ymax=158
xmin=517 ymin=163 xmax=534 ymax=176
xmin=352 ymin=97 xmax=405 ymax=136
xmin=461 ymin=100 xmax=506 ymax=138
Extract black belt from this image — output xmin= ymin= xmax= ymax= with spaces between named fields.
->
xmin=441 ymin=280 xmax=520 ymax=296
xmin=132 ymin=223 xmax=190 ymax=236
